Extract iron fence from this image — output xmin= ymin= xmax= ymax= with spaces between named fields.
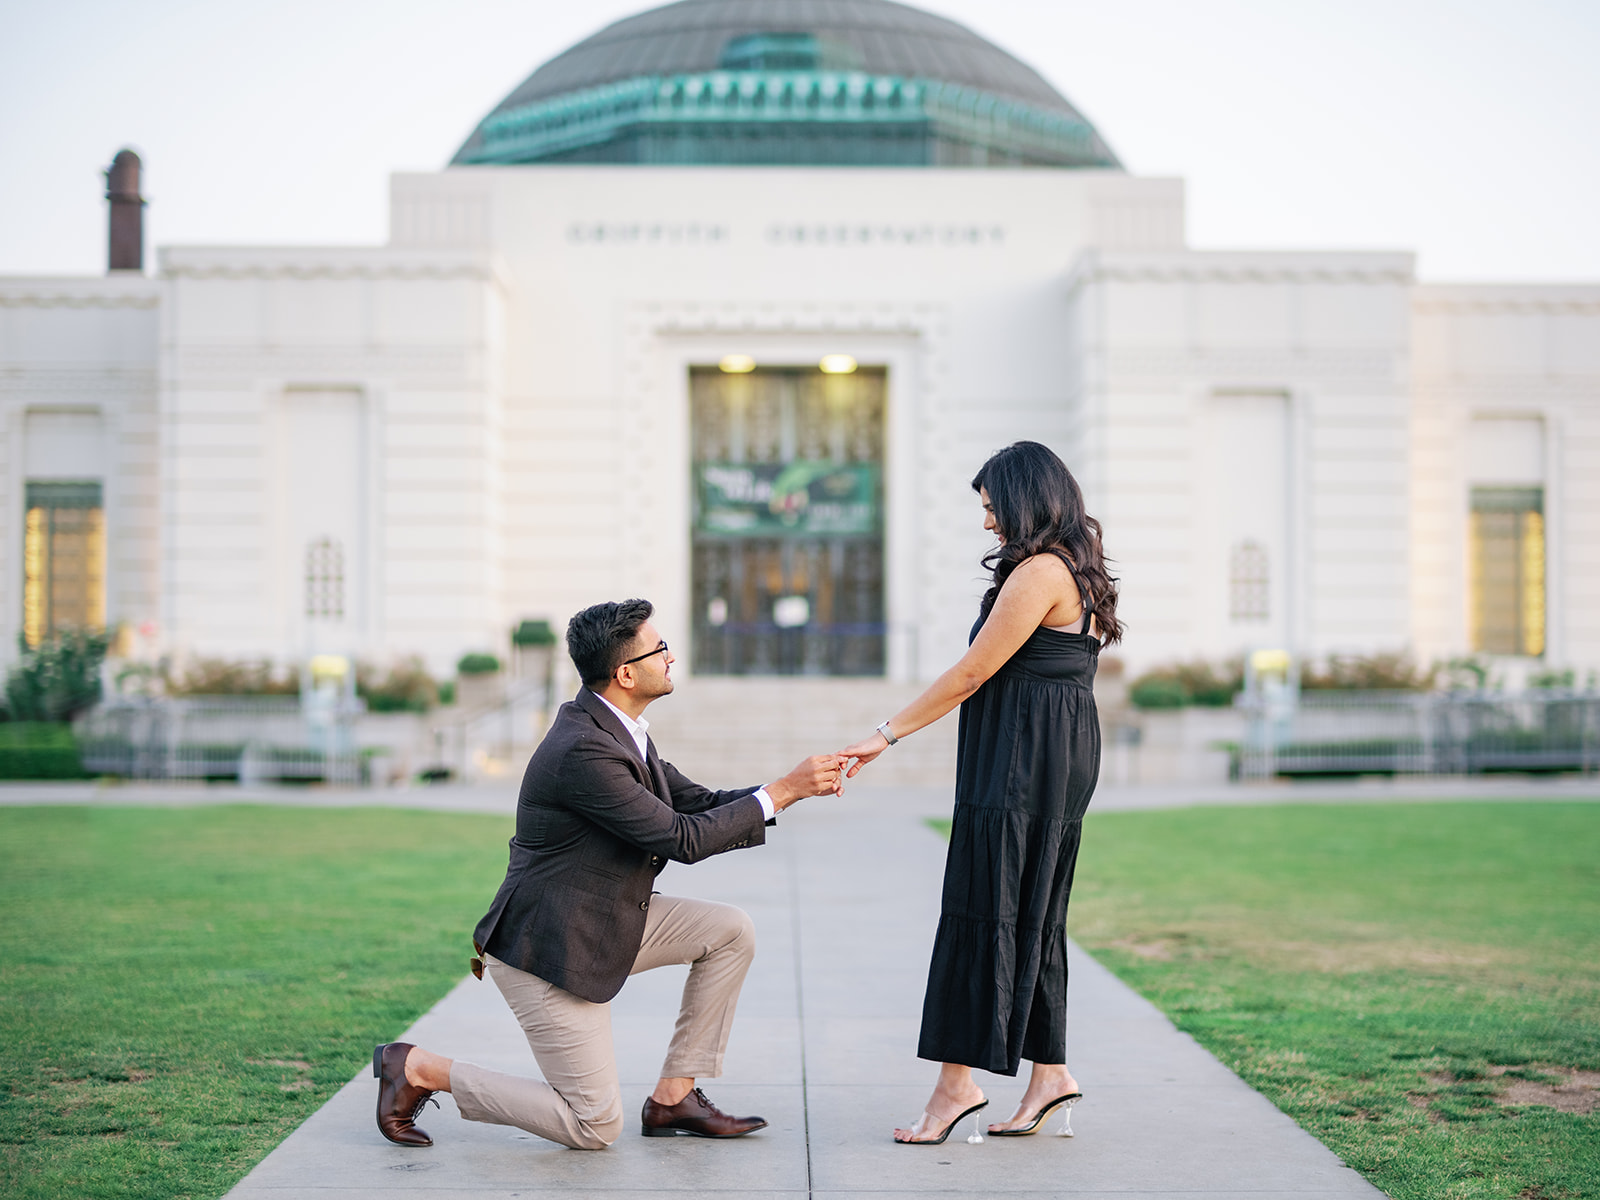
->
xmin=1237 ymin=689 xmax=1600 ymax=778
xmin=77 ymin=695 xmax=364 ymax=785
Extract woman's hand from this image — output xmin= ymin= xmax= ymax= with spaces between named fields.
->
xmin=841 ymin=732 xmax=889 ymax=778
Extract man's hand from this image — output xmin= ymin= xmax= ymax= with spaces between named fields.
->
xmin=764 ymin=754 xmax=846 ymax=811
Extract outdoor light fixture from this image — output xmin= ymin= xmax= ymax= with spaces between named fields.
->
xmin=773 ymin=595 xmax=811 ymax=628
xmin=309 ymin=654 xmax=349 ymax=678
xmin=819 ymin=354 xmax=857 ymax=374
xmin=719 ymin=354 xmax=756 ymax=373
xmin=1250 ymin=648 xmax=1291 ymax=675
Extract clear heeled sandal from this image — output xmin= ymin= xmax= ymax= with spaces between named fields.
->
xmin=988 ymin=1091 xmax=1083 ymax=1137
xmin=895 ymin=1098 xmax=989 ymax=1145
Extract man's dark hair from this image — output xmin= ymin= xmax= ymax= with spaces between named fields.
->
xmin=566 ymin=599 xmax=655 ymax=688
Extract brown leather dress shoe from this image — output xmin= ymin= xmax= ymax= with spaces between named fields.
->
xmin=373 ymin=1042 xmax=438 ymax=1146
xmin=640 ymin=1087 xmax=768 ymax=1138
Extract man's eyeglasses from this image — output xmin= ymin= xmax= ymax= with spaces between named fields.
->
xmin=618 ymin=640 xmax=669 ymax=669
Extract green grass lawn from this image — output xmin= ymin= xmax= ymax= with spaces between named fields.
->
xmin=1062 ymin=801 xmax=1600 ymax=1200
xmin=0 ymin=805 xmax=510 ymax=1200
xmin=6 ymin=801 xmax=1595 ymax=1200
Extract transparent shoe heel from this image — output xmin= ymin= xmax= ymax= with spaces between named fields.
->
xmin=1056 ymin=1096 xmax=1078 ymax=1137
xmin=966 ymin=1110 xmax=984 ymax=1144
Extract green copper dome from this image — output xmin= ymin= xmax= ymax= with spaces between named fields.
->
xmin=452 ymin=0 xmax=1120 ymax=169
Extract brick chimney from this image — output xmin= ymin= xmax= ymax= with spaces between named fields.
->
xmin=105 ymin=149 xmax=144 ymax=273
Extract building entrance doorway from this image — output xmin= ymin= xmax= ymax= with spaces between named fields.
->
xmin=690 ymin=364 xmax=885 ymax=675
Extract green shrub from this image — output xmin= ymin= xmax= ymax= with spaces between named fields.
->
xmin=164 ymin=657 xmax=298 ymax=696
xmin=511 ymin=619 xmax=556 ymax=647
xmin=456 ymin=652 xmax=501 ymax=676
xmin=0 ymin=723 xmax=88 ymax=779
xmin=113 ymin=661 xmax=159 ymax=696
xmin=4 ymin=631 xmax=109 ymax=722
xmin=1182 ymin=660 xmax=1244 ymax=705
xmin=1302 ymin=653 xmax=1435 ymax=691
xmin=1441 ymin=656 xmax=1490 ymax=691
xmin=1128 ymin=675 xmax=1189 ymax=709
xmin=1529 ymin=668 xmax=1576 ymax=690
xmin=356 ymin=658 xmax=438 ymax=713
xmin=1128 ymin=659 xmax=1243 ymax=709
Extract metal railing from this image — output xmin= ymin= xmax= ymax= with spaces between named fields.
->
xmin=1237 ymin=689 xmax=1600 ymax=778
xmin=76 ymin=695 xmax=364 ymax=785
xmin=422 ymin=676 xmax=556 ymax=782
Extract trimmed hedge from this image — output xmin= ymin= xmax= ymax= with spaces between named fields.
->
xmin=512 ymin=619 xmax=556 ymax=647
xmin=0 ymin=723 xmax=89 ymax=780
xmin=1128 ymin=660 xmax=1243 ymax=709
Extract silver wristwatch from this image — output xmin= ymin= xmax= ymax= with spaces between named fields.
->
xmin=875 ymin=720 xmax=899 ymax=746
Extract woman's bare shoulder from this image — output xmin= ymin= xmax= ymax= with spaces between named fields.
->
xmin=1009 ymin=550 xmax=1076 ymax=580
xmin=998 ymin=552 xmax=1079 ymax=605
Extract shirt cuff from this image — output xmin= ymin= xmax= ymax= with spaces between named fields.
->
xmin=752 ymin=787 xmax=776 ymax=821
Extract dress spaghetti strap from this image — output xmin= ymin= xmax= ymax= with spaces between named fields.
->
xmin=1042 ymin=546 xmax=1093 ymax=631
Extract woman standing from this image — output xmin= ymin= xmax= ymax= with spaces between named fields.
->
xmin=841 ymin=440 xmax=1122 ymax=1145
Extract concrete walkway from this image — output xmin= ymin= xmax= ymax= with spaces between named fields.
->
xmin=222 ymin=785 xmax=1387 ymax=1200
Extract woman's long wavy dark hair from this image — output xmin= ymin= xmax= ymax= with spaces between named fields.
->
xmin=972 ymin=441 xmax=1123 ymax=645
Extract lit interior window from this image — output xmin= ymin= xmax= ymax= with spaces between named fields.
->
xmin=22 ymin=481 xmax=104 ymax=648
xmin=1470 ymin=487 xmax=1544 ymax=657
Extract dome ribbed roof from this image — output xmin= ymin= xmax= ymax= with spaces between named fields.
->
xmin=497 ymin=0 xmax=1075 ymax=114
xmin=452 ymin=0 xmax=1119 ymax=168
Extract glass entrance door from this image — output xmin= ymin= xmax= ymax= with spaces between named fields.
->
xmin=690 ymin=364 xmax=885 ymax=675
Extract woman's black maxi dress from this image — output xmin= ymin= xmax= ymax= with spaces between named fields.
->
xmin=916 ymin=594 xmax=1102 ymax=1075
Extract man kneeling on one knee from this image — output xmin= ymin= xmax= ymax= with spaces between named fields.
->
xmin=375 ymin=599 xmax=844 ymax=1149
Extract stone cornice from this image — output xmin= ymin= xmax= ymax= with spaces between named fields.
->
xmin=629 ymin=299 xmax=938 ymax=336
xmin=159 ymin=247 xmax=506 ymax=287
xmin=1412 ymin=285 xmax=1600 ymax=316
xmin=0 ymin=367 xmax=156 ymax=393
xmin=0 ymin=277 xmax=160 ymax=309
xmin=1412 ymin=372 xmax=1598 ymax=388
xmin=1065 ymin=250 xmax=1415 ymax=294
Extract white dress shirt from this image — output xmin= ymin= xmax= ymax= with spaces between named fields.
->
xmin=595 ymin=691 xmax=775 ymax=820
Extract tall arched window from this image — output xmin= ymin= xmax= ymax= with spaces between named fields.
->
xmin=305 ymin=537 xmax=345 ymax=620
xmin=1229 ymin=540 xmax=1269 ymax=623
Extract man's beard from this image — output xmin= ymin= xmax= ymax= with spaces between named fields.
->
xmin=639 ymin=672 xmax=674 ymax=701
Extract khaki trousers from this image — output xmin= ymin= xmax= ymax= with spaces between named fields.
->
xmin=450 ymin=894 xmax=756 ymax=1149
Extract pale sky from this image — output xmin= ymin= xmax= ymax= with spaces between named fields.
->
xmin=3 ymin=0 xmax=1596 ymax=282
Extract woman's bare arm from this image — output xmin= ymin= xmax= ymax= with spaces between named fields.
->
xmin=841 ymin=555 xmax=1081 ymax=776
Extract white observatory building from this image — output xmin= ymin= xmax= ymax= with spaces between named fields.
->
xmin=2 ymin=0 xmax=1597 ymax=770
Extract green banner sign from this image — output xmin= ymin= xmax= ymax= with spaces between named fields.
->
xmin=696 ymin=461 xmax=880 ymax=537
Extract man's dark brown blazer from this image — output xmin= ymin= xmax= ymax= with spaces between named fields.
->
xmin=474 ymin=687 xmax=769 ymax=1004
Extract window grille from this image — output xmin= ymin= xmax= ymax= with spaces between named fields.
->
xmin=1229 ymin=540 xmax=1270 ymax=622
xmin=305 ymin=537 xmax=345 ymax=620
xmin=689 ymin=365 xmax=886 ymax=676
